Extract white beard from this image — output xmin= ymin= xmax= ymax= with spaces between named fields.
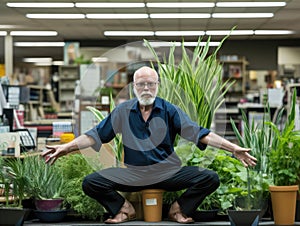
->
xmin=134 ymin=88 xmax=157 ymax=106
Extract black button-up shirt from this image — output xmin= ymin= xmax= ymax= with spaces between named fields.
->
xmin=85 ymin=97 xmax=210 ymax=167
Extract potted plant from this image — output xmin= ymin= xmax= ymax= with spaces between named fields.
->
xmin=55 ymin=153 xmax=105 ymax=221
xmin=266 ymin=89 xmax=300 ymax=225
xmin=23 ymin=155 xmax=67 ymax=223
xmin=0 ymin=157 xmax=29 ymax=226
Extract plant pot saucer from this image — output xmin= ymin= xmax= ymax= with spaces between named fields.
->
xmin=34 ymin=209 xmax=67 ymax=223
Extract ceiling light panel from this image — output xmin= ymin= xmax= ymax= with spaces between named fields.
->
xmin=216 ymin=2 xmax=286 ymax=7
xmin=155 ymin=31 xmax=205 ymax=36
xmin=0 ymin=31 xmax=7 ymax=36
xmin=254 ymin=30 xmax=294 ymax=35
xmin=26 ymin=14 xmax=85 ymax=19
xmin=206 ymin=30 xmax=254 ymax=35
xmin=146 ymin=2 xmax=215 ymax=8
xmin=6 ymin=2 xmax=74 ymax=8
xmin=150 ymin=13 xmax=210 ymax=19
xmin=76 ymin=3 xmax=145 ymax=8
xmin=14 ymin=42 xmax=65 ymax=47
xmin=212 ymin=13 xmax=274 ymax=18
xmin=86 ymin=14 xmax=148 ymax=19
xmin=10 ymin=31 xmax=58 ymax=36
xmin=104 ymin=31 xmax=154 ymax=36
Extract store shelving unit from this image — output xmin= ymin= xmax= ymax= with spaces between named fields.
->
xmin=58 ymin=65 xmax=79 ymax=112
xmin=220 ymin=56 xmax=249 ymax=104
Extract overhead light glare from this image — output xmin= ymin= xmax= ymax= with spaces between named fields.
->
xmin=26 ymin=14 xmax=85 ymax=19
xmin=212 ymin=13 xmax=273 ymax=18
xmin=155 ymin=31 xmax=205 ymax=36
xmin=150 ymin=13 xmax=210 ymax=19
xmin=0 ymin=31 xmax=7 ymax=36
xmin=146 ymin=2 xmax=215 ymax=8
xmin=14 ymin=42 xmax=65 ymax=47
xmin=7 ymin=2 xmax=74 ymax=7
xmin=254 ymin=30 xmax=294 ymax=35
xmin=206 ymin=30 xmax=254 ymax=35
xmin=87 ymin=14 xmax=148 ymax=19
xmin=23 ymin=57 xmax=52 ymax=63
xmin=104 ymin=31 xmax=154 ymax=36
xmin=10 ymin=31 xmax=58 ymax=36
xmin=76 ymin=3 xmax=145 ymax=8
xmin=92 ymin=57 xmax=109 ymax=63
xmin=145 ymin=42 xmax=181 ymax=47
xmin=52 ymin=61 xmax=64 ymax=66
xmin=216 ymin=2 xmax=286 ymax=7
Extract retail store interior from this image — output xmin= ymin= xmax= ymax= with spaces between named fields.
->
xmin=0 ymin=1 xmax=300 ymax=225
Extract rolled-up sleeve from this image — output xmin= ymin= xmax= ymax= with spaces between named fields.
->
xmin=196 ymin=128 xmax=210 ymax=150
xmin=85 ymin=127 xmax=102 ymax=151
xmin=84 ymin=112 xmax=117 ymax=152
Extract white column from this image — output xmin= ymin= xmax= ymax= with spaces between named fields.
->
xmin=5 ymin=34 xmax=13 ymax=77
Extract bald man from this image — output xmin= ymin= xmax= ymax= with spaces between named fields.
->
xmin=43 ymin=66 xmax=256 ymax=224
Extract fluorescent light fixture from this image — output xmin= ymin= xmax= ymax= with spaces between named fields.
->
xmin=0 ymin=31 xmax=7 ymax=36
xmin=52 ymin=61 xmax=64 ymax=66
xmin=212 ymin=13 xmax=273 ymax=18
xmin=14 ymin=42 xmax=65 ymax=47
xmin=145 ymin=42 xmax=181 ymax=47
xmin=216 ymin=2 xmax=286 ymax=7
xmin=7 ymin=2 xmax=74 ymax=7
xmin=254 ymin=30 xmax=294 ymax=35
xmin=86 ymin=14 xmax=148 ymax=19
xmin=184 ymin=42 xmax=221 ymax=47
xmin=146 ymin=2 xmax=214 ymax=8
xmin=104 ymin=31 xmax=154 ymax=36
xmin=155 ymin=31 xmax=205 ymax=36
xmin=92 ymin=57 xmax=109 ymax=63
xmin=23 ymin=57 xmax=52 ymax=63
xmin=10 ymin=31 xmax=58 ymax=36
xmin=150 ymin=13 xmax=210 ymax=19
xmin=26 ymin=14 xmax=85 ymax=19
xmin=76 ymin=3 xmax=145 ymax=8
xmin=206 ymin=30 xmax=254 ymax=35
xmin=34 ymin=62 xmax=52 ymax=66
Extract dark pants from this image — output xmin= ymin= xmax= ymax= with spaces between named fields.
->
xmin=82 ymin=166 xmax=220 ymax=217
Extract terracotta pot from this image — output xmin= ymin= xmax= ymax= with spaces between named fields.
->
xmin=269 ymin=185 xmax=299 ymax=225
xmin=141 ymin=189 xmax=164 ymax=222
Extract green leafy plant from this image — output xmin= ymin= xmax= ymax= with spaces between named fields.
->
xmin=144 ymin=37 xmax=233 ymax=129
xmin=0 ymin=157 xmax=28 ymax=207
xmin=56 ymin=154 xmax=104 ymax=220
xmin=267 ymin=89 xmax=300 ymax=186
xmin=24 ymin=155 xmax=64 ymax=200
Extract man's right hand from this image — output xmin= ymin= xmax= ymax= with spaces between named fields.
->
xmin=41 ymin=144 xmax=68 ymax=165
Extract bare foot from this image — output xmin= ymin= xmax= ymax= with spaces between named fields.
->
xmin=168 ymin=201 xmax=194 ymax=224
xmin=105 ymin=200 xmax=136 ymax=224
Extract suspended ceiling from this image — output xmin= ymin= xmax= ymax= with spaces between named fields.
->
xmin=0 ymin=0 xmax=300 ymax=63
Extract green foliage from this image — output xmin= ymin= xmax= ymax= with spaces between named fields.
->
xmin=267 ymin=89 xmax=300 ymax=186
xmin=56 ymin=154 xmax=104 ymax=220
xmin=23 ymin=155 xmax=65 ymax=200
xmin=183 ymin=148 xmax=270 ymax=212
xmin=0 ymin=157 xmax=28 ymax=207
xmin=144 ymin=37 xmax=233 ymax=129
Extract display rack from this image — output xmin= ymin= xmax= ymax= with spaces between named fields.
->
xmin=58 ymin=65 xmax=79 ymax=112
